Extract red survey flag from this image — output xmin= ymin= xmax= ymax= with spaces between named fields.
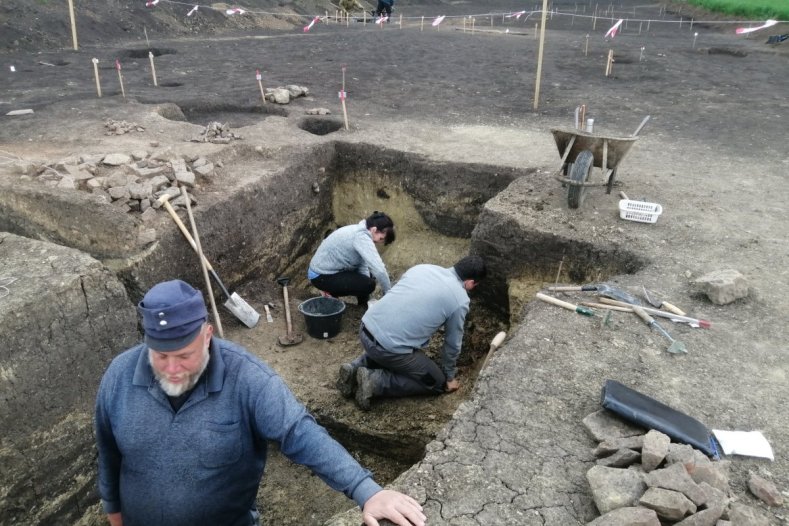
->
xmin=735 ymin=19 xmax=777 ymax=34
xmin=304 ymin=16 xmax=320 ymax=32
xmin=605 ymin=19 xmax=623 ymax=39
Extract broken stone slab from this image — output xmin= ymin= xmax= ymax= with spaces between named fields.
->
xmin=587 ymin=465 xmax=646 ymax=515
xmin=150 ymin=146 xmax=178 ymax=162
xmin=108 ymin=186 xmax=131 ymax=200
xmin=106 ymin=171 xmax=137 ymax=188
xmin=306 ymin=107 xmax=331 ymax=115
xmin=102 ymin=153 xmax=132 ymax=166
xmin=639 ymin=487 xmax=697 ymax=521
xmin=192 ymin=162 xmax=214 ymax=178
xmin=131 ymin=150 xmax=149 ymax=161
xmin=725 ymin=503 xmax=769 ymax=526
xmin=583 ymin=410 xmax=645 ymax=442
xmin=694 ymin=269 xmax=748 ymax=305
xmin=688 ymin=453 xmax=729 ymax=492
xmin=63 ymin=164 xmax=94 ymax=181
xmin=175 ymin=171 xmax=196 ymax=187
xmin=673 ymin=499 xmax=724 ymax=526
xmin=285 ymin=84 xmax=309 ymax=97
xmin=587 ymin=506 xmax=660 ymax=526
xmin=130 ymin=164 xmax=168 ymax=179
xmin=192 ymin=157 xmax=208 ymax=168
xmin=697 ymin=481 xmax=728 ymax=508
xmin=596 ymin=449 xmax=641 ymax=468
xmin=140 ymin=207 xmax=157 ymax=222
xmin=152 ymin=186 xmax=181 ymax=207
xmin=747 ymin=472 xmax=783 ymax=506
xmin=644 ymin=462 xmax=707 ymax=506
xmin=137 ymin=227 xmax=157 ymax=246
xmin=128 ymin=182 xmax=153 ymax=200
xmin=149 ymin=175 xmax=170 ymax=190
xmin=140 ymin=198 xmax=151 ymax=213
xmin=171 ymin=158 xmax=188 ymax=173
xmin=641 ymin=430 xmax=670 ymax=472
xmin=56 ymin=176 xmax=76 ymax=189
xmin=594 ymin=436 xmax=645 ymax=456
xmin=170 ymin=193 xmax=196 ymax=208
xmin=666 ymin=443 xmax=697 ymax=471
xmin=78 ymin=162 xmax=97 ymax=175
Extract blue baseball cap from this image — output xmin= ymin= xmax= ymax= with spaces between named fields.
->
xmin=138 ymin=280 xmax=208 ymax=352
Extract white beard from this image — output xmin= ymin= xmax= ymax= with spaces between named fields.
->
xmin=149 ymin=345 xmax=210 ymax=397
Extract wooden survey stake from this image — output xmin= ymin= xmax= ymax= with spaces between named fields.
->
xmin=256 ymin=69 xmax=266 ymax=104
xmin=67 ymin=0 xmax=79 ymax=50
xmin=340 ymin=66 xmax=349 ymax=130
xmin=92 ymin=58 xmax=102 ymax=97
xmin=148 ymin=51 xmax=158 ymax=87
xmin=115 ymin=59 xmax=126 ymax=101
xmin=533 ymin=0 xmax=549 ymax=110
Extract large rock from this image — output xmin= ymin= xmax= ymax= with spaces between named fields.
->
xmin=596 ymin=449 xmax=641 ymax=468
xmin=586 ymin=466 xmax=646 ymax=514
xmin=594 ymin=436 xmax=645 ymax=456
xmin=583 ymin=410 xmax=644 ymax=442
xmin=588 ymin=506 xmax=660 ymax=526
xmin=644 ymin=463 xmax=707 ymax=506
xmin=0 ymin=233 xmax=138 ymax=524
xmin=747 ymin=472 xmax=783 ymax=506
xmin=102 ymin=152 xmax=132 ymax=166
xmin=641 ymin=430 xmax=670 ymax=472
xmin=674 ymin=500 xmax=724 ymax=526
xmin=694 ymin=269 xmax=748 ymax=305
xmin=639 ymin=487 xmax=697 ymax=520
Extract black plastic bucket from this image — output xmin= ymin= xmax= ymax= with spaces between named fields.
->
xmin=297 ymin=296 xmax=346 ymax=339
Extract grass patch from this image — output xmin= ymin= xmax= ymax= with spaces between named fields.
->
xmin=687 ymin=0 xmax=789 ymax=19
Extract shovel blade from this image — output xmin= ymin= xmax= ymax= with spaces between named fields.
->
xmin=224 ymin=292 xmax=260 ymax=328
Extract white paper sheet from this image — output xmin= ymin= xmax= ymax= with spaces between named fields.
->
xmin=712 ymin=429 xmax=774 ymax=460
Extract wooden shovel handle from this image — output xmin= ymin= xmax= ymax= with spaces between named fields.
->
xmin=661 ymin=301 xmax=686 ymax=316
xmin=536 ymin=292 xmax=579 ymax=312
xmin=631 ymin=305 xmax=654 ymax=326
xmin=158 ymin=194 xmax=216 ymax=273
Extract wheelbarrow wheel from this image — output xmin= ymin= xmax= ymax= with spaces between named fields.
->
xmin=568 ymin=149 xmax=594 ymax=209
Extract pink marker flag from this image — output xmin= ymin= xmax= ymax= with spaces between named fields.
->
xmin=303 ymin=16 xmax=320 ymax=32
xmin=432 ymin=15 xmax=446 ymax=27
xmin=506 ymin=10 xmax=526 ymax=19
xmin=255 ymin=69 xmax=262 ymax=81
xmin=338 ymin=90 xmax=347 ymax=100
xmin=115 ymin=59 xmax=122 ymax=71
xmin=376 ymin=16 xmax=388 ymax=25
xmin=226 ymin=8 xmax=245 ymax=15
xmin=736 ymin=19 xmax=777 ymax=34
xmin=605 ymin=19 xmax=623 ymax=39
xmin=187 ymin=5 xmax=198 ymax=16
xmin=145 ymin=0 xmax=159 ymax=7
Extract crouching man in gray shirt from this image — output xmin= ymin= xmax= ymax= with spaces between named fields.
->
xmin=337 ymin=256 xmax=486 ymax=410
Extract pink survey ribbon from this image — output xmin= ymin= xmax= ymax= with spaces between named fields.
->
xmin=145 ymin=0 xmax=159 ymax=7
xmin=255 ymin=69 xmax=262 ymax=81
xmin=605 ymin=19 xmax=623 ymax=39
xmin=187 ymin=5 xmax=198 ymax=16
xmin=735 ymin=19 xmax=778 ymax=34
xmin=226 ymin=8 xmax=245 ymax=15
xmin=303 ymin=16 xmax=320 ymax=32
xmin=432 ymin=15 xmax=446 ymax=27
xmin=338 ymin=90 xmax=347 ymax=101
xmin=376 ymin=16 xmax=388 ymax=24
xmin=115 ymin=59 xmax=122 ymax=71
xmin=506 ymin=10 xmax=526 ymax=19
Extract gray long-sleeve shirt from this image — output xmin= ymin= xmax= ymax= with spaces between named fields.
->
xmin=308 ymin=220 xmax=392 ymax=294
xmin=361 ymin=264 xmax=470 ymax=379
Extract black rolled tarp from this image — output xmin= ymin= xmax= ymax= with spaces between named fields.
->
xmin=601 ymin=379 xmax=720 ymax=458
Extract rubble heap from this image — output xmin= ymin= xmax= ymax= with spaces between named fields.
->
xmin=104 ymin=119 xmax=145 ymax=135
xmin=190 ymin=121 xmax=242 ymax=144
xmin=583 ymin=410 xmax=783 ymax=526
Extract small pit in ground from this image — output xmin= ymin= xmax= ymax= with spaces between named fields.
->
xmin=119 ymin=47 xmax=177 ymax=59
xmin=299 ymin=117 xmax=344 ymax=135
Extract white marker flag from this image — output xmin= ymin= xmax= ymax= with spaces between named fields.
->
xmin=376 ymin=16 xmax=388 ymax=25
xmin=432 ymin=15 xmax=446 ymax=27
xmin=506 ymin=10 xmax=526 ymax=19
xmin=145 ymin=0 xmax=159 ymax=7
xmin=226 ymin=8 xmax=245 ymax=15
xmin=187 ymin=5 xmax=198 ymax=16
xmin=605 ymin=18 xmax=623 ymax=39
xmin=736 ymin=19 xmax=777 ymax=34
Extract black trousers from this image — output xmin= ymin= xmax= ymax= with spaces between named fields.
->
xmin=311 ymin=271 xmax=375 ymax=305
xmin=375 ymin=1 xmax=392 ymax=17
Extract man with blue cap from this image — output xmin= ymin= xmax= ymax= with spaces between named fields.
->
xmin=95 ymin=279 xmax=426 ymax=526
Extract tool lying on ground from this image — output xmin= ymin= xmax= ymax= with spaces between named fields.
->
xmin=276 ymin=277 xmax=303 ymax=346
xmin=481 ymin=331 xmax=507 ymax=370
xmin=158 ymin=194 xmax=260 ymax=328
xmin=632 ymin=305 xmax=687 ymax=354
xmin=598 ymin=297 xmax=711 ymax=328
xmin=536 ymin=292 xmax=594 ymax=316
xmin=642 ymin=286 xmax=686 ymax=316
xmin=547 ymin=283 xmax=641 ymax=305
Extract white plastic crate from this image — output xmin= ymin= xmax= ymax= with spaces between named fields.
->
xmin=618 ymin=199 xmax=662 ymax=224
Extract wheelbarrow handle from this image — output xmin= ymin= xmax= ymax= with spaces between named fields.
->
xmin=632 ymin=115 xmax=651 ymax=137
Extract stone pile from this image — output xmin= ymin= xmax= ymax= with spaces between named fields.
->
xmin=265 ymin=84 xmax=309 ymax=104
xmin=16 ymin=149 xmax=217 ymax=217
xmin=190 ymin=121 xmax=242 ymax=144
xmin=583 ymin=410 xmax=782 ymax=525
xmin=104 ymin=119 xmax=145 ymax=135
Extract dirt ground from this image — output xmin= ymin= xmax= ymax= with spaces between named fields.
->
xmin=2 ymin=0 xmax=789 ymax=524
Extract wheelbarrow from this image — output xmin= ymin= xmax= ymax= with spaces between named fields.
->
xmin=551 ymin=115 xmax=650 ymax=208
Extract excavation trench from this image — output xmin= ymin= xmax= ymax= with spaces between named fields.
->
xmin=0 ymin=141 xmax=644 ymax=525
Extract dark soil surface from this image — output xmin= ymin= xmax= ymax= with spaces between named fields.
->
xmin=2 ymin=0 xmax=789 ymax=525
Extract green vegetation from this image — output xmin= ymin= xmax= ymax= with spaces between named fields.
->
xmin=687 ymin=0 xmax=789 ymax=19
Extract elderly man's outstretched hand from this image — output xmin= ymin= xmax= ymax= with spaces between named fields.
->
xmin=362 ymin=489 xmax=426 ymax=526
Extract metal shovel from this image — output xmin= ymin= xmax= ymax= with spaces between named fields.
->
xmin=632 ymin=306 xmax=687 ymax=354
xmin=158 ymin=194 xmax=260 ymax=328
xmin=642 ymin=286 xmax=687 ymax=316
xmin=276 ymin=277 xmax=303 ymax=347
